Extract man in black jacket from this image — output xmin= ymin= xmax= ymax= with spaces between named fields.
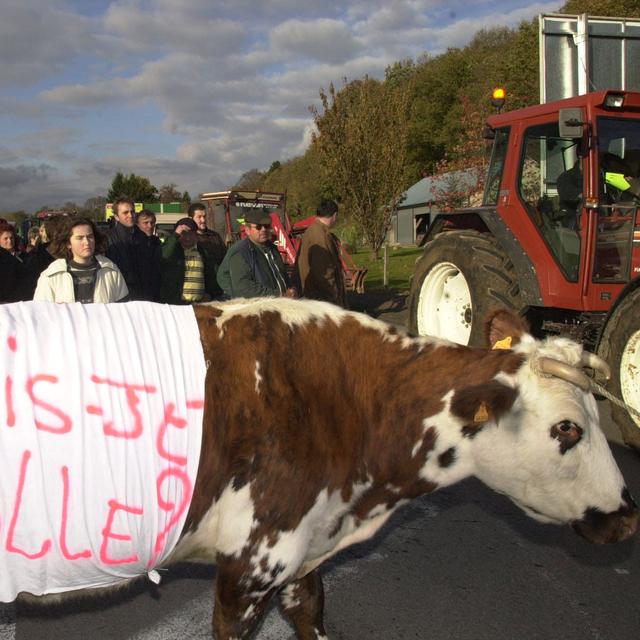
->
xmin=106 ymin=198 xmax=159 ymax=300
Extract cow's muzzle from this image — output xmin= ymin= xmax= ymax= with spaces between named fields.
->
xmin=572 ymin=489 xmax=639 ymax=544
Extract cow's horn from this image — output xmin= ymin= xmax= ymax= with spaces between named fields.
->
xmin=581 ymin=351 xmax=611 ymax=381
xmin=536 ymin=357 xmax=592 ymax=391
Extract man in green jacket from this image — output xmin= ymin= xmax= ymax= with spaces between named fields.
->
xmin=217 ymin=209 xmax=295 ymax=299
xmin=159 ymin=217 xmax=222 ymax=304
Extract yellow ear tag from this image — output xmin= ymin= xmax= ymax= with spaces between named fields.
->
xmin=492 ymin=336 xmax=512 ymax=350
xmin=473 ymin=402 xmax=490 ymax=423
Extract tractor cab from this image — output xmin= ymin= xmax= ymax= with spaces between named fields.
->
xmin=200 ymin=190 xmax=287 ymax=246
xmin=482 ymin=90 xmax=640 ymax=312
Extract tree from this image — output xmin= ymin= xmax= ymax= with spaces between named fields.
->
xmin=262 ymin=145 xmax=328 ymax=219
xmin=107 ymin=172 xmax=158 ymax=203
xmin=311 ymin=76 xmax=413 ymax=258
xmin=233 ymin=169 xmax=265 ymax=190
xmin=158 ymin=183 xmax=182 ymax=203
xmin=182 ymin=191 xmax=191 ymax=205
xmin=428 ymin=93 xmax=491 ymax=211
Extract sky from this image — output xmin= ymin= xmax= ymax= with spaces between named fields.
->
xmin=0 ymin=0 xmax=560 ymax=213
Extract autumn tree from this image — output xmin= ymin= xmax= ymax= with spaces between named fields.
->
xmin=428 ymin=93 xmax=492 ymax=211
xmin=158 ymin=183 xmax=182 ymax=203
xmin=107 ymin=172 xmax=158 ymax=203
xmin=311 ymin=76 xmax=412 ymax=257
xmin=233 ymin=169 xmax=265 ymax=190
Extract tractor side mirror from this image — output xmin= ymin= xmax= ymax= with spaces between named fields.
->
xmin=559 ymin=108 xmax=585 ymax=139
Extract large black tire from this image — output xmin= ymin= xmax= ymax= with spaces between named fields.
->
xmin=597 ymin=288 xmax=640 ymax=450
xmin=407 ymin=231 xmax=523 ymax=346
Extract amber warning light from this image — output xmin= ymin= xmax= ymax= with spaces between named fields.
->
xmin=491 ymin=87 xmax=506 ymax=111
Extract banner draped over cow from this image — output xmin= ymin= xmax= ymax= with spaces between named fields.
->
xmin=0 ymin=301 xmax=206 ymax=601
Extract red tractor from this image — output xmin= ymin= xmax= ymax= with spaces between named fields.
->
xmin=200 ymin=189 xmax=367 ymax=293
xmin=407 ymin=90 xmax=640 ymax=450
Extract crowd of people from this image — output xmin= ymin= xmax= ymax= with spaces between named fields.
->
xmin=0 ymin=198 xmax=349 ymax=310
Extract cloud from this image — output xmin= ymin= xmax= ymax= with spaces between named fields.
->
xmin=270 ymin=19 xmax=362 ymax=64
xmin=0 ymin=164 xmax=56 ymax=190
xmin=0 ymin=1 xmax=93 ymax=88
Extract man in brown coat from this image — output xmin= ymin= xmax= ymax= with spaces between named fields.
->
xmin=297 ymin=199 xmax=347 ymax=308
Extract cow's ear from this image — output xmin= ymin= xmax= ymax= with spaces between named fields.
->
xmin=451 ymin=380 xmax=518 ymax=426
xmin=484 ymin=309 xmax=529 ymax=349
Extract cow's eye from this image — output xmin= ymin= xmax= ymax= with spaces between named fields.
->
xmin=550 ymin=420 xmax=583 ymax=454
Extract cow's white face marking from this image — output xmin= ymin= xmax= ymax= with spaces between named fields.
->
xmin=471 ymin=337 xmax=627 ymax=525
xmin=254 ymin=360 xmax=263 ymax=394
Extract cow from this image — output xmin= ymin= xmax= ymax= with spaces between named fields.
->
xmin=2 ymin=298 xmax=638 ymax=639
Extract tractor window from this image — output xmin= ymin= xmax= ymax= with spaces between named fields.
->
xmin=592 ymin=117 xmax=640 ymax=283
xmin=518 ymin=122 xmax=581 ymax=282
xmin=483 ymin=127 xmax=510 ymax=206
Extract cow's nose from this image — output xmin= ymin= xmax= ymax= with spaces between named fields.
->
xmin=572 ymin=488 xmax=639 ymax=544
xmin=617 ymin=508 xmax=639 ymax=542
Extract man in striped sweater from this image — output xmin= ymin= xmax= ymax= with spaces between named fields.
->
xmin=159 ymin=217 xmax=223 ymax=304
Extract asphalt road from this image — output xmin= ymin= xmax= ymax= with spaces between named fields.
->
xmin=1 ymin=301 xmax=639 ymax=640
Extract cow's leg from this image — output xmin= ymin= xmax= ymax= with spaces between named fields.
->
xmin=279 ymin=570 xmax=327 ymax=640
xmin=213 ymin=561 xmax=278 ymax=639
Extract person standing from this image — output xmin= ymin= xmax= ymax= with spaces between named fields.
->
xmin=297 ymin=199 xmax=347 ymax=308
xmin=0 ymin=221 xmax=30 ymax=302
xmin=136 ymin=208 xmax=162 ymax=301
xmin=159 ymin=217 xmax=221 ymax=304
xmin=217 ymin=209 xmax=295 ymax=299
xmin=188 ymin=201 xmax=226 ymax=269
xmin=106 ymin=198 xmax=157 ymax=300
xmin=33 ymin=217 xmax=128 ymax=303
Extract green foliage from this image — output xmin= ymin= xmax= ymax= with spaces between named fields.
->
xmin=561 ymin=0 xmax=640 ymax=16
xmin=107 ymin=172 xmax=158 ymax=202
xmin=262 ymin=144 xmax=329 ymax=218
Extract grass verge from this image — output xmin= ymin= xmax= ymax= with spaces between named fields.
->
xmin=348 ymin=245 xmax=422 ymax=292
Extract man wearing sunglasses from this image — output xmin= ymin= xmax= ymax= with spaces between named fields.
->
xmin=216 ymin=209 xmax=295 ymax=299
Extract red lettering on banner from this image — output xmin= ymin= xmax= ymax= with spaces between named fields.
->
xmin=150 ymin=467 xmax=192 ymax=567
xmin=156 ymin=403 xmax=188 ymax=466
xmin=88 ymin=375 xmax=157 ymax=439
xmin=5 ymin=375 xmax=15 ymax=427
xmin=186 ymin=399 xmax=204 ymax=410
xmin=6 ymin=450 xmax=52 ymax=559
xmin=26 ymin=374 xmax=72 ymax=434
xmin=7 ymin=335 xmax=17 ymax=352
xmin=100 ymin=499 xmax=143 ymax=565
xmin=59 ymin=466 xmax=92 ymax=561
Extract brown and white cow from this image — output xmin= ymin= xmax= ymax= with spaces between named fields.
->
xmin=6 ymin=298 xmax=638 ymax=639
xmin=164 ymin=298 xmax=637 ymax=639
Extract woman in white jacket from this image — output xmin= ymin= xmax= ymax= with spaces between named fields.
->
xmin=34 ymin=217 xmax=129 ymax=303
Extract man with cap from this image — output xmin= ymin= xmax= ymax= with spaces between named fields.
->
xmin=216 ymin=209 xmax=295 ymax=299
xmin=159 ymin=217 xmax=223 ymax=304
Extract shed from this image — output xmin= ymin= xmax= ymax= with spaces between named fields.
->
xmin=387 ymin=171 xmax=480 ymax=245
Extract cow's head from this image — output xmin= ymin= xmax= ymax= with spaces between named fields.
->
xmin=470 ymin=310 xmax=638 ymax=544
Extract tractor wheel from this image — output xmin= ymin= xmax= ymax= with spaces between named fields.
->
xmin=408 ymin=231 xmax=523 ymax=346
xmin=597 ymin=288 xmax=640 ymax=451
